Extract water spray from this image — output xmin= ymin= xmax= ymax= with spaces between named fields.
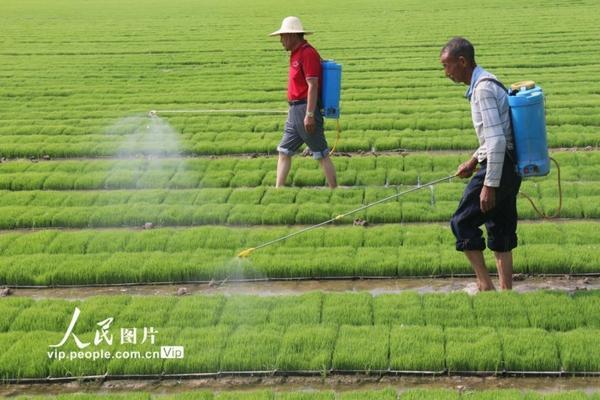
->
xmin=236 ymin=173 xmax=458 ymax=258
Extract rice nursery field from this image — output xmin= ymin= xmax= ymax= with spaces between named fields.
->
xmin=2 ymin=0 xmax=600 ymax=397
xmin=1 ymin=291 xmax=599 ymax=380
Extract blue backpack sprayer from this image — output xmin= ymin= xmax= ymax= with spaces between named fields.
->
xmin=319 ymin=60 xmax=343 ymax=151
xmin=476 ymin=79 xmax=562 ymax=218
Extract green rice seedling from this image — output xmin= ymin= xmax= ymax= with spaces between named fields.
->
xmin=321 ymin=292 xmax=373 ymax=326
xmin=261 ymin=204 xmax=298 ymax=225
xmin=192 ymin=204 xmax=233 ymax=225
xmin=194 ymin=189 xmax=231 ymax=204
xmin=275 ymin=391 xmax=335 ymax=400
xmin=219 ymin=295 xmax=276 ymax=326
xmin=336 ymin=169 xmax=357 ymax=186
xmin=373 ymin=292 xmax=424 ymax=326
xmin=164 ymin=326 xmax=231 ymax=374
xmin=0 ymin=297 xmax=33 ymax=332
xmin=522 ymin=291 xmax=582 ymax=331
xmin=91 ymin=190 xmax=133 ymax=206
xmin=164 ymin=227 xmax=210 ymax=252
xmin=166 ymin=295 xmax=225 ymax=328
xmin=169 ymin=171 xmax=201 ymax=189
xmin=397 ymin=247 xmax=441 ymax=276
xmin=54 ymin=394 xmax=152 ymax=400
xmin=364 ymin=187 xmax=397 ymax=203
xmin=242 ymin=226 xmax=289 ymax=249
xmin=104 ymin=169 xmax=141 ymax=189
xmin=10 ymin=298 xmax=80 ymax=332
xmin=574 ymin=291 xmax=600 ymax=328
xmin=41 ymin=173 xmax=76 ymax=190
xmin=75 ymin=295 xmax=131 ymax=332
xmin=356 ymin=169 xmax=386 ymax=186
xmin=401 ymin=201 xmax=440 ymax=223
xmin=107 ymin=327 xmax=180 ymax=376
xmin=0 ymin=331 xmax=64 ymax=379
xmin=135 ymin=170 xmax=175 ymax=189
xmin=123 ymin=228 xmax=174 ymax=252
xmin=295 ymin=204 xmax=332 ymax=224
xmin=28 ymin=191 xmax=69 ymax=207
xmin=3 ymin=229 xmax=59 ymax=256
xmin=338 ymin=388 xmax=397 ymax=400
xmin=122 ymin=204 xmax=164 ymax=226
xmin=162 ymin=190 xmax=200 ymax=205
xmin=365 ymin=202 xmax=401 ymax=224
xmin=557 ymin=328 xmax=600 ymax=373
xmin=52 ymin=207 xmax=94 ymax=228
xmin=332 ymin=325 xmax=389 ymax=371
xmin=389 ymin=325 xmax=445 ymax=372
xmin=75 ymin=172 xmax=109 ymax=190
xmin=117 ymin=296 xmax=178 ymax=327
xmin=473 ymin=291 xmax=529 ymax=329
xmin=445 ymin=327 xmax=502 ymax=373
xmin=329 ymin=188 xmax=364 ymax=205
xmin=86 ymin=230 xmax=132 ymax=253
xmin=276 ymin=324 xmax=336 ymax=371
xmin=200 ymin=171 xmax=234 ymax=188
xmin=0 ymin=191 xmax=35 ymax=207
xmin=0 ymin=231 xmax=23 ymax=254
xmin=227 ymin=204 xmax=265 ymax=225
xmin=462 ymin=389 xmax=529 ymax=400
xmin=138 ymin=251 xmax=190 ymax=282
xmin=229 ymin=170 xmax=265 ymax=188
xmin=401 ymin=388 xmax=459 ymax=400
xmin=220 ymin=324 xmax=284 ymax=371
xmin=158 ymin=391 xmax=214 ymax=400
xmin=214 ymin=390 xmax=272 ymax=400
xmin=322 ymin=226 xmax=364 ymax=247
xmin=269 ymin=292 xmax=322 ymax=326
xmin=60 ymin=191 xmax=100 ymax=207
xmin=0 ymin=331 xmax=26 ymax=378
xmin=363 ymin=225 xmax=402 ymax=247
xmin=10 ymin=173 xmax=48 ymax=191
xmin=49 ymin=330 xmax=114 ymax=378
xmin=292 ymin=169 xmax=325 ymax=187
xmin=387 ymin=169 xmax=419 ymax=186
xmin=87 ymin=205 xmax=128 ymax=227
xmin=228 ymin=187 xmax=266 ymax=204
xmin=422 ymin=292 xmax=476 ymax=328
xmin=0 ymin=254 xmax=62 ymax=286
xmin=260 ymin=188 xmax=299 ymax=205
xmin=354 ymin=247 xmax=397 ymax=276
xmin=501 ymin=328 xmax=560 ymax=372
xmin=157 ymin=205 xmax=196 ymax=226
xmin=203 ymin=226 xmax=245 ymax=249
xmin=127 ymin=190 xmax=168 ymax=205
xmin=44 ymin=254 xmax=102 ymax=285
xmin=294 ymin=188 xmax=333 ymax=204
xmin=437 ymin=247 xmax=471 ymax=275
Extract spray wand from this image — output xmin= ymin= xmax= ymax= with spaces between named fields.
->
xmin=237 ymin=173 xmax=458 ymax=258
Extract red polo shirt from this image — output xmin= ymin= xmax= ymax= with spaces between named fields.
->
xmin=288 ymin=40 xmax=321 ymax=101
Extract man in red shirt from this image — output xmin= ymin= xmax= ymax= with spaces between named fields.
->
xmin=270 ymin=16 xmax=337 ymax=188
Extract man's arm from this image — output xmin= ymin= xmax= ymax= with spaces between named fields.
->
xmin=476 ymin=86 xmax=508 ymax=212
xmin=304 ymin=77 xmax=318 ymax=134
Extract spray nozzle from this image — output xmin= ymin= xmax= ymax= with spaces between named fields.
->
xmin=148 ymin=110 xmax=157 ymax=117
xmin=237 ymin=247 xmax=256 ymax=258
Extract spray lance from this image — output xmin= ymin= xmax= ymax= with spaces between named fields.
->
xmin=237 ymin=173 xmax=458 ymax=258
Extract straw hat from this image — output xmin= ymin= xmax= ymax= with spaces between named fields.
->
xmin=269 ymin=16 xmax=313 ymax=36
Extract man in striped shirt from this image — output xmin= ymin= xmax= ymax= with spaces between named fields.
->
xmin=440 ymin=37 xmax=522 ymax=292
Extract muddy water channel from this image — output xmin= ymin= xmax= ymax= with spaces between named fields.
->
xmin=8 ymin=276 xmax=600 ymax=299
xmin=1 ymin=376 xmax=599 ymax=397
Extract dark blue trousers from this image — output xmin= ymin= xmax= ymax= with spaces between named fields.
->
xmin=451 ymin=154 xmax=522 ymax=252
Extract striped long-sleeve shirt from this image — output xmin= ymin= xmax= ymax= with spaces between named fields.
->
xmin=466 ymin=66 xmax=514 ymax=187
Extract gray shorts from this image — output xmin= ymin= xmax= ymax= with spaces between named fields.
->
xmin=277 ymin=103 xmax=330 ymax=160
